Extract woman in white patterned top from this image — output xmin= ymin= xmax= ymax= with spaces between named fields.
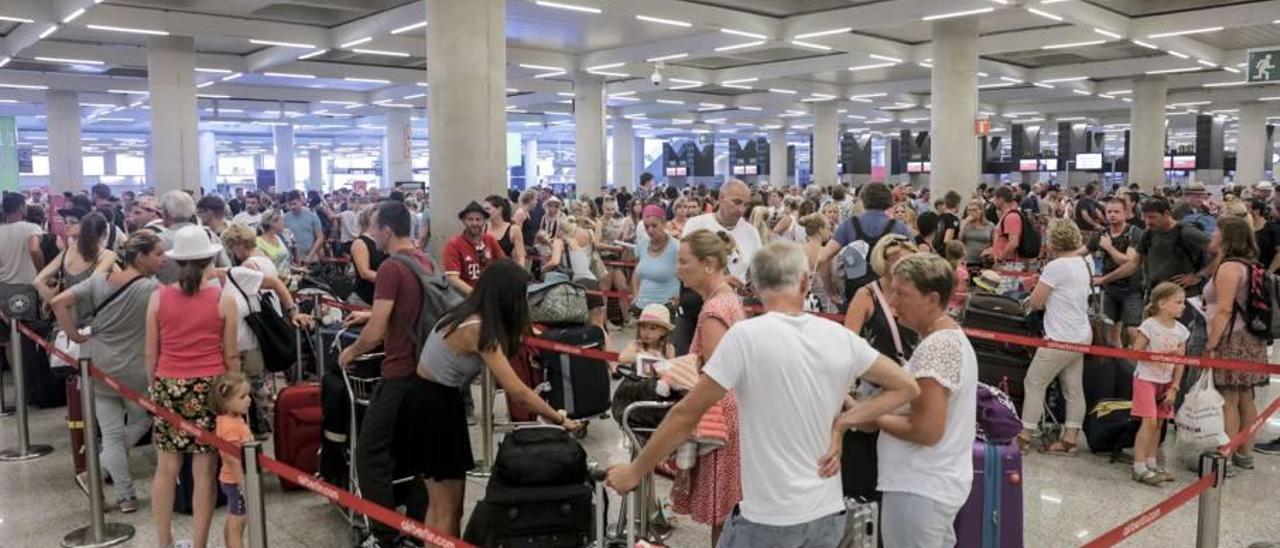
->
xmin=872 ymin=253 xmax=979 ymax=548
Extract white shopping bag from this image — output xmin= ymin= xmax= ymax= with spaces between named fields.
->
xmin=50 ymin=328 xmax=89 ymax=371
xmin=1176 ymin=373 xmax=1229 ymax=453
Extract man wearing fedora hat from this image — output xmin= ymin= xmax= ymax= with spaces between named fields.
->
xmin=1173 ymin=181 xmax=1216 ymax=236
xmin=442 ymin=201 xmax=506 ymax=295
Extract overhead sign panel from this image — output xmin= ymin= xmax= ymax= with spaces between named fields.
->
xmin=1247 ymin=47 xmax=1279 ymax=83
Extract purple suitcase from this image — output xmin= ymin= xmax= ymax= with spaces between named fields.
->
xmin=954 ymin=440 xmax=1023 ymax=548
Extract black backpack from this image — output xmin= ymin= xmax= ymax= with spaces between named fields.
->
xmin=1000 ymin=209 xmax=1041 ymax=259
xmin=391 ymin=253 xmax=464 ymax=355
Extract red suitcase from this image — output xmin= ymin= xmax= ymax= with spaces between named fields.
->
xmin=273 ymin=383 xmax=322 ymax=490
xmin=954 ymin=440 xmax=1023 ymax=548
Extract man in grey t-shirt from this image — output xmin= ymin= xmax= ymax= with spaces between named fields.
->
xmin=0 ymin=192 xmax=44 ymax=284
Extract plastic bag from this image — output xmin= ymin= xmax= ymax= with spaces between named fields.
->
xmin=1175 ymin=372 xmax=1229 ymax=454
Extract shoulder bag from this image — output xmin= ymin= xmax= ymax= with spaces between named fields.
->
xmin=51 ymin=275 xmax=145 ymax=371
xmin=227 ymin=272 xmax=297 ymax=373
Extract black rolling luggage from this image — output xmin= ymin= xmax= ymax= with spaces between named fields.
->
xmin=536 ymin=325 xmax=611 ymax=419
xmin=962 ymin=293 xmax=1036 ymax=358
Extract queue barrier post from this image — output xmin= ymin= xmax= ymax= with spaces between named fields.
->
xmin=312 ymin=294 xmax=325 ymax=378
xmin=1195 ymin=451 xmax=1227 ymax=548
xmin=0 ymin=317 xmax=53 ymax=462
xmin=61 ymin=358 xmax=134 ymax=548
xmin=0 ymin=338 xmax=13 ymax=417
xmin=467 ymin=367 xmax=495 ymax=478
xmin=243 ymin=441 xmax=269 ymax=548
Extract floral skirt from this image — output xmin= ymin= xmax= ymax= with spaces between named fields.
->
xmin=150 ymin=376 xmax=218 ymax=453
xmin=671 ymin=392 xmax=742 ymax=526
xmin=1213 ymin=330 xmax=1271 ymax=390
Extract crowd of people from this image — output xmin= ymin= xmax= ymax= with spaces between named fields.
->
xmin=0 ymin=171 xmax=1278 ymax=547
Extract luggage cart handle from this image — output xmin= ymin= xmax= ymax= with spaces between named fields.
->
xmin=620 ymin=401 xmax=676 ymax=447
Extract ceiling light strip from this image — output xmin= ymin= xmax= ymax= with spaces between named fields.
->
xmin=250 ymin=39 xmax=316 ymax=49
xmin=922 ymin=7 xmax=995 ymax=21
xmin=635 ymin=15 xmax=692 ymax=28
xmin=390 ymin=21 xmax=428 ymax=34
xmin=1147 ymin=26 xmax=1223 ymax=39
xmin=535 ymin=1 xmax=602 ymax=14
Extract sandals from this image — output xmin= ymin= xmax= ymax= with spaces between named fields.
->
xmin=1040 ymin=439 xmax=1079 ymax=456
xmin=1016 ymin=433 xmax=1033 ymax=454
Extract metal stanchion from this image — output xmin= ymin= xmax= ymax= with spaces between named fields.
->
xmin=293 ymin=326 xmax=304 ymax=382
xmin=312 ymin=295 xmax=325 ymax=378
xmin=1195 ymin=451 xmax=1227 ymax=548
xmin=0 ymin=318 xmax=53 ymax=461
xmin=467 ymin=367 xmax=495 ymax=478
xmin=62 ymin=358 xmax=134 ymax=547
xmin=243 ymin=441 xmax=269 ymax=548
xmin=0 ymin=340 xmax=14 ymax=417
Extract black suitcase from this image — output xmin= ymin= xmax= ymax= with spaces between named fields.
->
xmin=976 ymin=347 xmax=1033 ymax=408
xmin=537 ymin=325 xmax=611 ymax=419
xmin=174 ymin=453 xmax=227 ymax=515
xmin=963 ymin=293 xmax=1036 ymax=358
xmin=1082 ymin=356 xmax=1135 ymax=413
xmin=464 ymin=478 xmax=594 ymax=548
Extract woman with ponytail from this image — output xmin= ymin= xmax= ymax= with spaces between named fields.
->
xmin=49 ymin=230 xmax=165 ymax=513
xmin=145 ymin=225 xmax=241 ymax=548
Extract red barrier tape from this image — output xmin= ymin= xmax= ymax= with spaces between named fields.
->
xmin=258 ymin=457 xmax=472 ymax=548
xmin=523 ymin=334 xmax=622 ymax=362
xmin=9 ymin=317 xmax=472 ymax=548
xmin=603 ymin=260 xmax=637 ymax=268
xmin=1083 ymin=397 xmax=1280 ymax=547
xmin=1081 ymin=474 xmax=1215 ymax=547
xmin=964 ymin=327 xmax=1278 ymax=374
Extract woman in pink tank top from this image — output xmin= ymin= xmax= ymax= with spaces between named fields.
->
xmin=145 ymin=225 xmax=240 ymax=548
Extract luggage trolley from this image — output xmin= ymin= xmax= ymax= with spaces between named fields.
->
xmin=610 ymin=399 xmax=677 ymax=546
xmin=328 ymin=330 xmax=421 ymax=541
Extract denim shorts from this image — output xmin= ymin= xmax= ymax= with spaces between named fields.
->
xmin=716 ymin=506 xmax=845 ymax=548
xmin=1101 ymin=287 xmax=1144 ymax=327
xmin=220 ymin=482 xmax=245 ymax=516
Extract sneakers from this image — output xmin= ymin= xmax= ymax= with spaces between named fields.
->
xmin=1132 ymin=469 xmax=1164 ymax=486
xmin=1233 ymin=453 xmax=1256 ymax=470
xmin=1254 ymin=439 xmax=1280 ymax=455
xmin=117 ymin=497 xmax=139 ymax=514
xmin=1151 ymin=467 xmax=1176 ymax=483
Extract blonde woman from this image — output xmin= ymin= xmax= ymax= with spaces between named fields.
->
xmin=799 ymin=213 xmax=834 ymax=312
xmin=256 ymin=210 xmax=291 ymax=274
xmin=1018 ymin=219 xmax=1092 ymax=454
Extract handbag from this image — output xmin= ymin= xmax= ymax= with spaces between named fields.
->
xmin=527 ymin=279 xmax=589 ymax=325
xmin=227 ymin=272 xmax=297 ymax=373
xmin=50 ymin=275 xmax=145 ymax=371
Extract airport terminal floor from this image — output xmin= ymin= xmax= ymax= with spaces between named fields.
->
xmin=2 ymin=324 xmax=1280 ymax=548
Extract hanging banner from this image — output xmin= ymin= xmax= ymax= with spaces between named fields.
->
xmin=0 ymin=116 xmax=18 ymax=191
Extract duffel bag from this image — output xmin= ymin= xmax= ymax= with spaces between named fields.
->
xmin=1084 ymin=399 xmax=1139 ymax=454
xmin=528 ymin=278 xmax=589 ymax=326
xmin=493 ymin=425 xmax=588 ymax=487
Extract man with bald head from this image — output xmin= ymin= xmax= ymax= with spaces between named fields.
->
xmin=672 ymin=179 xmax=763 ymax=353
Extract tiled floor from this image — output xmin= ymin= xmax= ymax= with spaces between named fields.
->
xmin=2 ymin=329 xmax=1280 ymax=547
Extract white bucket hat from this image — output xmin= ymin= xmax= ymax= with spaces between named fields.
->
xmin=1256 ymin=180 xmax=1274 ymax=192
xmin=165 ymin=225 xmax=223 ymax=261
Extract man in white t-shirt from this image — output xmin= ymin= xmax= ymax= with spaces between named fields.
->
xmin=232 ymin=192 xmax=264 ymax=231
xmin=681 ymin=179 xmax=761 ymax=284
xmin=673 ymin=179 xmax=763 ymax=354
xmin=606 ymin=241 xmax=918 ymax=546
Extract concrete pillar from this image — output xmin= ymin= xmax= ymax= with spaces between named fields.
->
xmin=252 ymin=154 xmax=264 ymax=172
xmin=102 ymin=151 xmax=117 ymax=176
xmin=524 ymin=138 xmax=540 ymax=186
xmin=1130 ymin=76 xmax=1168 ymax=191
xmin=611 ymin=118 xmax=634 ymax=191
xmin=574 ymin=73 xmax=606 ymax=197
xmin=382 ymin=107 xmax=412 ymax=185
xmin=46 ymin=90 xmax=83 ymax=193
xmin=146 ymin=35 xmax=200 ymax=194
xmin=308 ymin=148 xmax=323 ymax=191
xmin=929 ymin=16 xmax=980 ymax=200
xmin=769 ymin=128 xmax=788 ymax=188
xmin=427 ymin=0 xmax=507 ymax=258
xmin=272 ymin=124 xmax=295 ymax=191
xmin=1237 ymin=102 xmax=1268 ymax=186
xmin=632 ymin=136 xmax=645 ymax=187
xmin=198 ymin=130 xmax=217 ymax=192
xmin=812 ymin=102 xmax=838 ymax=187
xmin=714 ymin=134 xmax=730 ymax=183
xmin=1194 ymin=114 xmax=1225 ymax=185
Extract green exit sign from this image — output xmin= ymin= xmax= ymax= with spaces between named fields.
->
xmin=1247 ymin=47 xmax=1280 ymax=83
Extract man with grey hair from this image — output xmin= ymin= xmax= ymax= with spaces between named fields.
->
xmin=155 ymin=190 xmax=230 ymax=283
xmin=607 ymin=241 xmax=919 ymax=547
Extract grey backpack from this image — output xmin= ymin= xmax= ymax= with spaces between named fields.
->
xmin=391 ymin=253 xmax=464 ymax=354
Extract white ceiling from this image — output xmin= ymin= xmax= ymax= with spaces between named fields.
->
xmin=0 ymin=0 xmax=1274 ymax=149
